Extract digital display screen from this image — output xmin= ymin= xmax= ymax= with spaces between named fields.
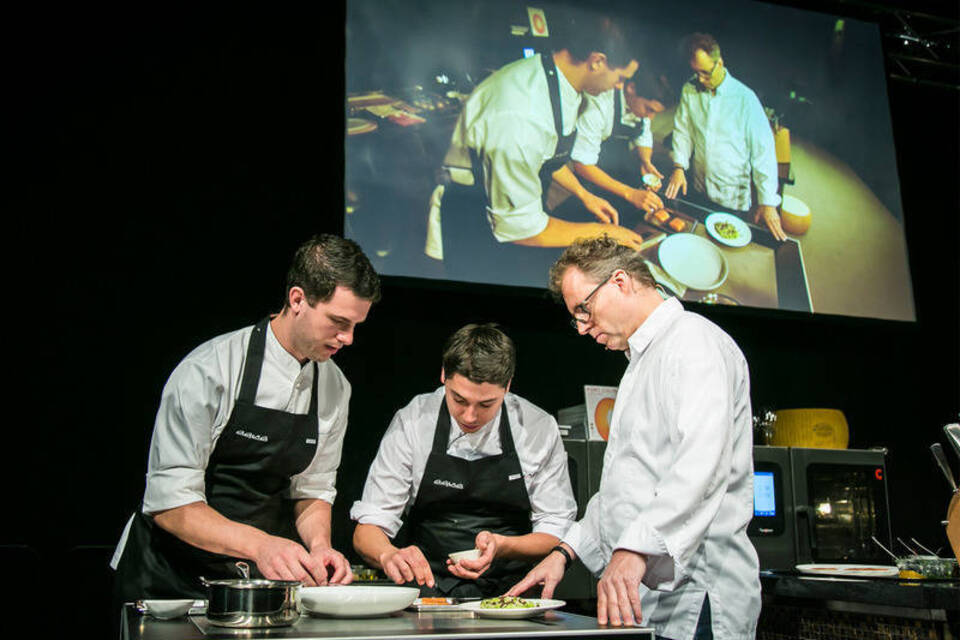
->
xmin=754 ymin=471 xmax=776 ymax=517
xmin=346 ymin=0 xmax=915 ymax=321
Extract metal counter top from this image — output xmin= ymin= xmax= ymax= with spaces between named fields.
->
xmin=121 ymin=605 xmax=654 ymax=640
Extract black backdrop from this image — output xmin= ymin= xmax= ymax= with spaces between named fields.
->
xmin=6 ymin=2 xmax=958 ymax=635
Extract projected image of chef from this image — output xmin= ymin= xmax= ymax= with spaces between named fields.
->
xmin=571 ymin=68 xmax=667 ymax=226
xmin=428 ymin=15 xmax=646 ymax=287
xmin=665 ymin=33 xmax=787 ymax=241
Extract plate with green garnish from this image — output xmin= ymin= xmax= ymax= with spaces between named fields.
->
xmin=705 ymin=212 xmax=751 ymax=247
xmin=459 ymin=596 xmax=565 ymax=618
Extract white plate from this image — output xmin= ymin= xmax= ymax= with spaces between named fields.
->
xmin=299 ymin=585 xmax=419 ymax=618
xmin=796 ymin=564 xmax=898 ymax=578
xmin=704 ymin=212 xmax=751 ymax=247
xmin=141 ymin=599 xmax=196 ymax=619
xmin=657 ymin=233 xmax=728 ymax=290
xmin=458 ymin=598 xmax=565 ymax=619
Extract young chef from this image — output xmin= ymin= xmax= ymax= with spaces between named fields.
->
xmin=111 ymin=234 xmax=381 ymax=601
xmin=508 ymin=236 xmax=761 ymax=639
xmin=571 ymin=70 xmax=667 ymax=226
xmin=425 ymin=13 xmax=646 ymax=287
xmin=350 ymin=324 xmax=577 ymax=598
xmin=664 ymin=32 xmax=786 ymax=241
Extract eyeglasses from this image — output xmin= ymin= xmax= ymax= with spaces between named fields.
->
xmin=570 ymin=271 xmax=618 ymax=329
xmin=694 ymin=58 xmax=720 ymax=81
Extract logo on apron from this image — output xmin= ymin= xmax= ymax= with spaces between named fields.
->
xmin=433 ymin=478 xmax=465 ymax=490
xmin=236 ymin=430 xmax=269 ymax=442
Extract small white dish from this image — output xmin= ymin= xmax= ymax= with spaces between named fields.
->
xmin=448 ymin=548 xmax=481 ymax=563
xmin=141 ymin=599 xmax=196 ymax=619
xmin=705 ymin=212 xmax=751 ymax=248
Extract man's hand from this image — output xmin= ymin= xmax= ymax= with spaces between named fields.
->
xmin=625 ymin=188 xmax=664 ymax=214
xmin=309 ymin=547 xmax=353 ymax=585
xmin=505 ymin=549 xmax=568 ymax=599
xmin=447 ymin=530 xmax=498 ymax=580
xmin=754 ymin=205 xmax=786 ymax=241
xmin=380 ymin=545 xmax=435 ymax=588
xmin=664 ymin=168 xmax=687 ymax=200
xmin=253 ymin=534 xmax=328 ymax=585
xmin=596 ymin=550 xmax=647 ymax=627
xmin=580 ymin=191 xmax=620 ymax=226
xmin=597 ymin=225 xmax=644 ymax=251
xmin=640 ymin=161 xmax=664 ymax=183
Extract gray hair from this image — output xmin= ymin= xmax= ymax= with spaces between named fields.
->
xmin=548 ymin=235 xmax=655 ymax=299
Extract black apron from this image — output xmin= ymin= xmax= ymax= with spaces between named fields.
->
xmin=113 ymin=317 xmax=321 ymax=601
xmin=599 ymin=87 xmax=645 ymax=180
xmin=406 ymin=399 xmax=533 ymax=597
xmin=440 ymin=53 xmax=574 ymax=288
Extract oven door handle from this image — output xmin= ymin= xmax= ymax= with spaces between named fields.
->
xmin=795 ymin=505 xmax=817 ymax=551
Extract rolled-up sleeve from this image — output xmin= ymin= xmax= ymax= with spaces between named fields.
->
xmin=349 ymin=409 xmax=416 ymax=539
xmin=473 ymin=113 xmax=551 ymax=243
xmin=613 ymin=334 xmax=736 ymax=591
xmin=563 ymin=495 xmax=606 ymax=576
xmin=635 ymin=117 xmax=653 ymax=149
xmin=526 ymin=427 xmax=577 ymax=539
xmin=571 ymin=97 xmax=606 ymax=166
xmin=288 ymin=375 xmax=351 ymax=505
xmin=142 ymin=356 xmax=227 ymax=515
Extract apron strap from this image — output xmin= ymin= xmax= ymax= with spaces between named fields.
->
xmin=431 ymin=398 xmax=453 ymax=455
xmin=238 ymin=318 xmax=271 ymax=404
xmin=540 ymin=53 xmax=564 ymax=140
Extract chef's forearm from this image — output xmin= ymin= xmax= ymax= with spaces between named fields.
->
xmin=573 ymin=162 xmax=634 ymax=202
xmin=353 ymin=523 xmax=396 ymax=568
xmin=153 ymin=501 xmax=270 ymax=560
xmin=294 ymin=499 xmax=334 ymax=551
xmin=493 ymin=532 xmax=559 ymax=560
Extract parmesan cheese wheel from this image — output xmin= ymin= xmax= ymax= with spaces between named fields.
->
xmin=770 ymin=408 xmax=849 ymax=449
xmin=781 ymin=194 xmax=811 ymax=235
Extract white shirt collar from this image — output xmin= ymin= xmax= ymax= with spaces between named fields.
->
xmin=266 ymin=320 xmax=314 ymax=380
xmin=626 ymin=297 xmax=684 ymax=360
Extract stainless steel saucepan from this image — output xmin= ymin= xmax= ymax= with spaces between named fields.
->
xmin=200 ymin=561 xmax=301 ymax=628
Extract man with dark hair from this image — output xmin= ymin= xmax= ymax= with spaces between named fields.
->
xmin=111 ymin=234 xmax=381 ymax=602
xmin=510 ymin=236 xmax=760 ymax=639
xmin=351 ymin=323 xmax=576 ymax=597
xmin=665 ymin=32 xmax=786 ymax=241
xmin=572 ymin=66 xmax=667 ymax=226
xmin=426 ymin=12 xmax=646 ymax=287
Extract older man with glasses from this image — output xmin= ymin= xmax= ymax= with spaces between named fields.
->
xmin=508 ymin=235 xmax=760 ymax=640
xmin=665 ymin=32 xmax=786 ymax=242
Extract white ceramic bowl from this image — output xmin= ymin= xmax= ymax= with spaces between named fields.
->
xmin=448 ymin=548 xmax=481 ymax=563
xmin=142 ymin=599 xmax=196 ymax=619
xmin=299 ymin=585 xmax=419 ymax=618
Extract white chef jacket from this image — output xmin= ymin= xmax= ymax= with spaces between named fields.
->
xmin=571 ymin=87 xmax=652 ymax=166
xmin=563 ymin=297 xmax=760 ymax=640
xmin=350 ymin=387 xmax=577 ymax=540
xmin=671 ymin=71 xmax=780 ymax=212
xmin=425 ymin=54 xmax=582 ymax=259
xmin=111 ymin=321 xmax=350 ymax=568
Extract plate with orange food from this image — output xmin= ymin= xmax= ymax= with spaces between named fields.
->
xmin=795 ymin=564 xmax=898 ymax=578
